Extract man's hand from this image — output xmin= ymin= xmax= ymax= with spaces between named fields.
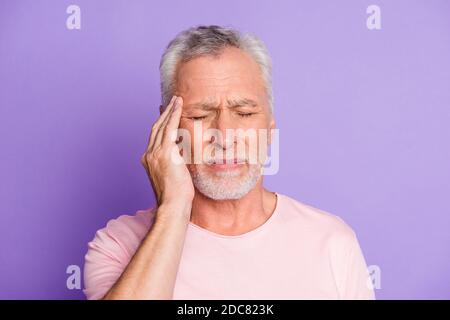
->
xmin=141 ymin=96 xmax=194 ymax=209
xmin=101 ymin=96 xmax=193 ymax=299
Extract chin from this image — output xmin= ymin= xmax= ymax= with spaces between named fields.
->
xmin=190 ymin=164 xmax=261 ymax=200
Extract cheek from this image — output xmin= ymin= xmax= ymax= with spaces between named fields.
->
xmin=179 ymin=122 xmax=210 ymax=156
xmin=178 ymin=118 xmax=191 ymax=130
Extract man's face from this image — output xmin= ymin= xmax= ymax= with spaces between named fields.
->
xmin=175 ymin=47 xmax=275 ymax=200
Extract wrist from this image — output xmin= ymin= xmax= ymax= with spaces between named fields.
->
xmin=156 ymin=200 xmax=192 ymax=222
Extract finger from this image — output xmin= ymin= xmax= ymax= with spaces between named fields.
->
xmin=162 ymin=96 xmax=183 ymax=148
xmin=148 ymin=95 xmax=176 ymax=150
xmin=147 ymin=95 xmax=177 ymax=152
xmin=154 ymin=96 xmax=181 ymax=149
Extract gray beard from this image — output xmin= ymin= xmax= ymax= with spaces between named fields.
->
xmin=190 ymin=164 xmax=261 ymax=200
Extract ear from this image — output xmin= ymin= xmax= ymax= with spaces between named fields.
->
xmin=268 ymin=116 xmax=276 ymax=145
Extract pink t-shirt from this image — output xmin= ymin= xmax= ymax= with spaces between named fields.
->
xmin=83 ymin=193 xmax=375 ymax=299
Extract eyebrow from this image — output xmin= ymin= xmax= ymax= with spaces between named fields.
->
xmin=187 ymin=98 xmax=258 ymax=110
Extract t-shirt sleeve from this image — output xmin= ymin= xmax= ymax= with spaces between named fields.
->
xmin=83 ymin=209 xmax=154 ymax=300
xmin=339 ymin=232 xmax=375 ymax=300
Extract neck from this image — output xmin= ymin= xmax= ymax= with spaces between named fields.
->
xmin=190 ymin=177 xmax=277 ymax=236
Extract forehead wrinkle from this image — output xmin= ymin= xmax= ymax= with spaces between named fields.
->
xmin=185 ymin=100 xmax=220 ymax=111
xmin=226 ymin=98 xmax=257 ymax=108
xmin=186 ymin=97 xmax=258 ymax=111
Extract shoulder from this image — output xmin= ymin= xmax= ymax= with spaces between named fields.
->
xmin=277 ymin=193 xmax=374 ymax=299
xmin=87 ymin=207 xmax=156 ymax=259
xmin=83 ymin=207 xmax=156 ymax=299
xmin=277 ymin=193 xmax=358 ymax=246
xmin=103 ymin=208 xmax=156 ymax=241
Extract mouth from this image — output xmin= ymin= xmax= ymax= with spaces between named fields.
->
xmin=206 ymin=158 xmax=247 ymax=170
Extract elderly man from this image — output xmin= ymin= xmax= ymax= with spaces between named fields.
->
xmin=83 ymin=25 xmax=375 ymax=300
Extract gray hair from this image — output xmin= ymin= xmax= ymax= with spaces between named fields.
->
xmin=159 ymin=25 xmax=273 ymax=112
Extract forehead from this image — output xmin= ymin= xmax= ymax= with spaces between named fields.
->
xmin=175 ymin=47 xmax=266 ymax=101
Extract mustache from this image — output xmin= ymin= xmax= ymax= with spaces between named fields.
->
xmin=203 ymin=157 xmax=247 ymax=165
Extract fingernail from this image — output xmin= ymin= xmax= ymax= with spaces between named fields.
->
xmin=174 ymin=97 xmax=181 ymax=108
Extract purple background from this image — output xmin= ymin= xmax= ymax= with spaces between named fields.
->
xmin=1 ymin=0 xmax=449 ymax=299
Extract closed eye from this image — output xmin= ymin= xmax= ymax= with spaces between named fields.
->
xmin=237 ymin=113 xmax=254 ymax=118
xmin=189 ymin=116 xmax=207 ymax=120
xmin=188 ymin=113 xmax=254 ymax=120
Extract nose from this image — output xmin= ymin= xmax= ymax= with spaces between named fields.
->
xmin=209 ymin=111 xmax=236 ymax=150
